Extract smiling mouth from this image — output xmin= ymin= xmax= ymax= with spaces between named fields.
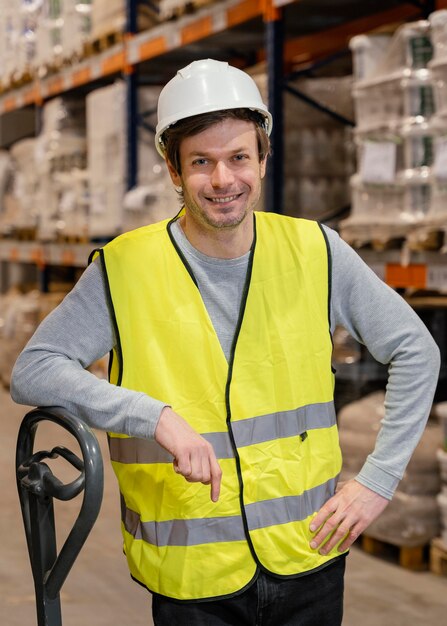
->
xmin=207 ymin=194 xmax=241 ymax=203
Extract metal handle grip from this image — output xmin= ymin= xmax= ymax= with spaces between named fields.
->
xmin=16 ymin=408 xmax=104 ymax=621
xmin=17 ymin=445 xmax=86 ymax=501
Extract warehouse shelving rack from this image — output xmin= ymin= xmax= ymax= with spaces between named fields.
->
xmin=0 ymin=0 xmax=446 ymax=292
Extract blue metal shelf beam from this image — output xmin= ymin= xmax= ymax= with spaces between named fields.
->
xmin=126 ymin=0 xmax=139 ymax=190
xmin=265 ymin=12 xmax=284 ymax=214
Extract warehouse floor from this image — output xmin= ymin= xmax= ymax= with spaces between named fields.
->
xmin=2 ymin=389 xmax=446 ymax=626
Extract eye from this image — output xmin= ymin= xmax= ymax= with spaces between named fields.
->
xmin=233 ymin=154 xmax=249 ymax=162
xmin=192 ymin=158 xmax=208 ymax=166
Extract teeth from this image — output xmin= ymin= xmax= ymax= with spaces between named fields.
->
xmin=210 ymin=195 xmax=238 ymax=203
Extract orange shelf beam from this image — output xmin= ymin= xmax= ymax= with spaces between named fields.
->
xmin=386 ymin=264 xmax=427 ymax=290
xmin=136 ymin=36 xmax=168 ymax=62
xmin=227 ymin=0 xmax=262 ymax=28
xmin=261 ymin=1 xmax=447 ymax=65
xmin=181 ymin=16 xmax=214 ymax=46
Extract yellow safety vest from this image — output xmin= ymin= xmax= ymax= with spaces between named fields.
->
xmin=96 ymin=211 xmax=342 ymax=601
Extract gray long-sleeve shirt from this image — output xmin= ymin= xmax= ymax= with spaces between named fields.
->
xmin=10 ymin=219 xmax=441 ymax=500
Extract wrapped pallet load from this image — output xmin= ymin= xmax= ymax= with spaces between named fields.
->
xmin=342 ymin=20 xmax=443 ymax=250
xmin=432 ymin=402 xmax=447 ymax=546
xmin=35 ymin=96 xmax=87 ymax=242
xmin=7 ymin=138 xmax=39 ymax=239
xmin=251 ymin=67 xmax=354 ymax=220
xmin=0 ymin=289 xmax=68 ymax=389
xmin=87 ymin=80 xmax=178 ymax=239
xmin=338 ymin=391 xmax=442 ymax=547
xmin=90 ymin=0 xmax=158 ymax=40
xmin=0 ymin=150 xmax=13 ymax=237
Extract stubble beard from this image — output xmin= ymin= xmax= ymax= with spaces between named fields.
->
xmin=181 ymin=182 xmax=261 ymax=232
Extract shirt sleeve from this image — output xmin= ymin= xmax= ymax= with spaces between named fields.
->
xmin=10 ymin=259 xmax=166 ymax=439
xmin=322 ymin=224 xmax=441 ymax=499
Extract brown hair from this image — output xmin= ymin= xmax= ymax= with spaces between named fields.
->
xmin=161 ymin=108 xmax=271 ymax=175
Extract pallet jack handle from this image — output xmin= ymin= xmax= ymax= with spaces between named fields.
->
xmin=16 ymin=408 xmax=104 ymax=626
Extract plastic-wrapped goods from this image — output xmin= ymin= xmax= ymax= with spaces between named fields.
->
xmin=124 ymin=120 xmax=179 ymax=231
xmin=0 ymin=151 xmax=13 ymax=236
xmin=431 ymin=58 xmax=447 ymax=119
xmin=332 ymin=326 xmax=361 ymax=365
xmin=61 ymin=0 xmax=92 ymax=60
xmin=0 ymin=289 xmax=67 ymax=388
xmin=349 ymin=34 xmax=393 ymax=82
xmin=338 ymin=391 xmax=385 ymax=467
xmin=438 ymin=449 xmax=447 ymax=482
xmin=353 ymin=71 xmax=435 ymax=133
xmin=402 ymin=116 xmax=447 ymax=241
xmin=0 ymin=1 xmax=37 ymax=86
xmin=87 ymin=81 xmax=126 ymax=238
xmin=429 ymin=10 xmax=447 ymax=61
xmin=16 ymin=0 xmax=39 ymax=80
xmin=33 ymin=2 xmax=52 ymax=72
xmin=400 ymin=170 xmax=432 ymax=222
xmin=33 ymin=96 xmax=87 ymax=241
xmin=157 ymin=0 xmax=215 ymax=20
xmin=122 ymin=177 xmax=179 ymax=232
xmin=433 ymin=402 xmax=447 ymax=450
xmin=365 ymin=20 xmax=433 ymax=77
xmin=354 ymin=120 xmax=435 ymax=185
xmin=8 ymin=138 xmax=40 ymax=237
xmin=34 ymin=95 xmax=87 ymax=187
xmin=90 ymin=0 xmax=157 ymax=40
xmin=351 ymin=21 xmax=435 ymax=133
xmin=437 ymin=485 xmax=447 ymax=546
xmin=0 ymin=289 xmax=38 ymax=387
xmin=0 ymin=3 xmax=21 ymax=88
xmin=87 ymin=80 xmax=178 ymax=239
xmin=361 ymin=488 xmax=440 ymax=547
xmin=338 ymin=391 xmax=443 ymax=547
xmin=89 ymin=81 xmax=129 ymax=237
xmin=401 ymin=120 xmax=435 ymax=170
xmin=34 ymin=0 xmax=63 ymax=72
xmin=52 ymin=168 xmax=90 ymax=240
xmin=345 ymin=18 xmax=443 ymax=248
xmin=341 ymin=175 xmax=409 ymax=247
xmin=353 ymin=78 xmax=402 ymax=132
xmin=252 ymin=69 xmax=354 ymax=218
xmin=32 ymin=0 xmax=89 ymax=72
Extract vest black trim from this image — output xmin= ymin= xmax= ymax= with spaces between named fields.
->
xmin=98 ymin=248 xmax=124 ymax=386
xmin=317 ymin=222 xmax=335 ymax=374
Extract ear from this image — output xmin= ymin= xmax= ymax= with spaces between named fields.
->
xmin=166 ymin=159 xmax=181 ymax=186
xmin=260 ymin=157 xmax=267 ymax=179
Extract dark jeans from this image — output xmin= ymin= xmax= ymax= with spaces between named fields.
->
xmin=152 ymin=556 xmax=346 ymax=626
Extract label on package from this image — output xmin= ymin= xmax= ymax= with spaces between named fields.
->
xmin=360 ymin=141 xmax=396 ymax=184
xmin=434 ymin=138 xmax=447 ymax=179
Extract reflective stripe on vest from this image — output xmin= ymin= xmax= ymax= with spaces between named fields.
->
xmin=109 ymin=401 xmax=336 ymax=464
xmin=100 ymin=212 xmax=342 ymax=600
xmin=122 ymin=477 xmax=338 ymax=546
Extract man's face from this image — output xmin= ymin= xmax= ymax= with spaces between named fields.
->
xmin=167 ymin=118 xmax=266 ymax=233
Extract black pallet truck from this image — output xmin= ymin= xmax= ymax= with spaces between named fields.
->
xmin=16 ymin=408 xmax=103 ymax=626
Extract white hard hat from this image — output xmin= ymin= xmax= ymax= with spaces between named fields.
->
xmin=155 ymin=59 xmax=272 ymax=157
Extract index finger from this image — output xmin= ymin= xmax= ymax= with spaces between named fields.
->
xmin=309 ymin=500 xmax=336 ymax=532
xmin=209 ymin=455 xmax=222 ymax=502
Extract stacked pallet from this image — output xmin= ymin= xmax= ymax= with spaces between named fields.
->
xmin=430 ymin=402 xmax=447 ymax=575
xmin=252 ymin=68 xmax=355 ymax=220
xmin=341 ymin=13 xmax=447 ymax=252
xmin=338 ymin=391 xmax=443 ymax=570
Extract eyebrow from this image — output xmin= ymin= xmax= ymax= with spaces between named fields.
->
xmin=187 ymin=147 xmax=250 ymax=157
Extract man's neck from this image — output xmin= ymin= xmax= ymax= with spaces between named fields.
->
xmin=179 ymin=214 xmax=254 ymax=259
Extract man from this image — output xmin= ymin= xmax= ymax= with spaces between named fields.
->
xmin=11 ymin=59 xmax=440 ymax=625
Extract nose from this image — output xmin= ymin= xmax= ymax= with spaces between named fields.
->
xmin=211 ymin=161 xmax=234 ymax=188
